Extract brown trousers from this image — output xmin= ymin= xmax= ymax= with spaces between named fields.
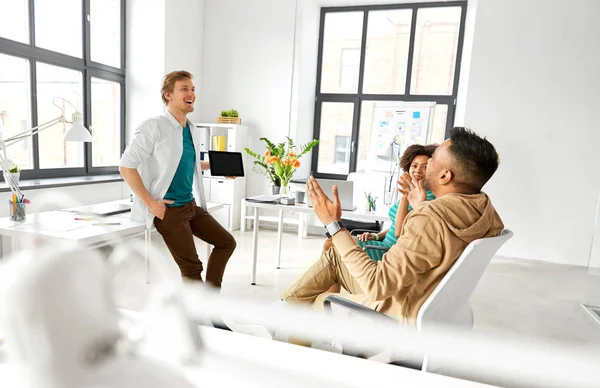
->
xmin=154 ymin=201 xmax=236 ymax=288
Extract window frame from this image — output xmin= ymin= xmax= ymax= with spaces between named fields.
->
xmin=0 ymin=0 xmax=126 ymax=180
xmin=311 ymin=1 xmax=467 ymax=180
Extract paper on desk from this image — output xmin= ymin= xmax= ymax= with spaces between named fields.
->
xmin=12 ymin=222 xmax=85 ymax=233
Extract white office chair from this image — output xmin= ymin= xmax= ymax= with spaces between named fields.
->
xmin=324 ymin=229 xmax=514 ymax=371
xmin=0 ymin=246 xmax=200 ymax=388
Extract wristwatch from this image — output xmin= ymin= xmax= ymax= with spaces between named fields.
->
xmin=324 ymin=220 xmax=345 ymax=237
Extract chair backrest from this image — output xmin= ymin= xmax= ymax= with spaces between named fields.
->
xmin=416 ymin=229 xmax=513 ymax=332
xmin=347 ymin=172 xmax=387 ymax=208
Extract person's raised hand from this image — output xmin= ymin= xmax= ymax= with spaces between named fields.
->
xmin=307 ymin=176 xmax=342 ymax=225
xmin=398 ymin=172 xmax=413 ymax=198
xmin=407 ymin=178 xmax=427 ymax=209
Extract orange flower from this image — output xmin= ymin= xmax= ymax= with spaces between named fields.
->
xmin=293 ymin=160 xmax=300 ymax=168
xmin=266 ymin=156 xmax=273 ymax=163
xmin=272 ymin=156 xmax=279 ymax=162
xmin=288 ymin=151 xmax=295 ymax=157
xmin=264 ymin=149 xmax=271 ymax=157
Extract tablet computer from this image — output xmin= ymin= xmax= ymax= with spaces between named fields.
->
xmin=208 ymin=151 xmax=245 ymax=177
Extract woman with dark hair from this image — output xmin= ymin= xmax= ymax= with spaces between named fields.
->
xmin=355 ymin=143 xmax=437 ymax=262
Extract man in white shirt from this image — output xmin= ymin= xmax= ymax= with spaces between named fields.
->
xmin=119 ymin=71 xmax=236 ymax=288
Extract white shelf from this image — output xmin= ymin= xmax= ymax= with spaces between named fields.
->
xmin=196 ymin=124 xmax=248 ymax=231
xmin=196 ymin=123 xmax=246 ymax=129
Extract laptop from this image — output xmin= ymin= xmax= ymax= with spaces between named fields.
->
xmin=72 ymin=202 xmax=132 ymax=217
xmin=307 ymin=179 xmax=356 ymax=211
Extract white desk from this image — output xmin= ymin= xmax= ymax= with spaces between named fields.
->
xmin=0 ymin=200 xmax=225 ymax=282
xmin=0 ymin=325 xmax=497 ymax=388
xmin=0 ymin=200 xmax=224 ymax=250
xmin=244 ymin=200 xmax=389 ymax=285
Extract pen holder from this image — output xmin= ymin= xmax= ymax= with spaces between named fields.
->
xmin=365 ymin=197 xmax=376 ymax=213
xmin=9 ymin=201 xmax=26 ymax=222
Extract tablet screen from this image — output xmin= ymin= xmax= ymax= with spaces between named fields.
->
xmin=208 ymin=151 xmax=245 ymax=177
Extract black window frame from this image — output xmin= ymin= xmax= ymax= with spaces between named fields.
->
xmin=311 ymin=1 xmax=467 ymax=180
xmin=0 ymin=0 xmax=126 ymax=180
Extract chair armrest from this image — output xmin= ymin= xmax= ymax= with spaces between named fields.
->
xmin=323 ymin=295 xmax=397 ymax=324
xmin=350 ymin=229 xmax=378 ymax=236
xmin=323 ymin=295 xmax=422 ymax=369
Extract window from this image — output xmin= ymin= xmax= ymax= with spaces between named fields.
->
xmin=339 ymin=49 xmax=360 ymax=91
xmin=0 ymin=0 xmax=125 ymax=180
xmin=334 ymin=136 xmax=351 ymax=164
xmin=312 ymin=2 xmax=466 ymax=179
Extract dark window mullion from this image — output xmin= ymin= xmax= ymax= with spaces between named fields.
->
xmin=120 ymin=0 xmax=126 ymax=70
xmin=31 ymin=60 xmax=40 ymax=170
xmin=316 ymin=94 xmax=356 ymax=102
xmin=84 ymin=0 xmax=91 ymax=172
xmin=356 ymin=10 xmax=368 ymax=95
xmin=445 ymin=99 xmax=457 ymax=140
xmin=28 ymin=0 xmax=35 ymax=48
xmin=404 ymin=6 xmax=419 ymax=96
xmin=348 ymin=97 xmax=361 ymax=174
xmin=311 ymin=100 xmax=323 ymax=177
xmin=84 ymin=70 xmax=92 ymax=173
xmin=21 ymin=167 xmax=87 ymax=180
xmin=450 ymin=3 xmax=468 ymax=99
xmin=349 ymin=10 xmax=368 ymax=174
xmin=84 ymin=0 xmax=91 ymax=67
xmin=314 ymin=9 xmax=326 ymax=97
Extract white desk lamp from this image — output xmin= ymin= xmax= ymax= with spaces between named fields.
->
xmin=0 ymin=97 xmax=92 ymax=195
xmin=376 ymin=136 xmax=402 ymax=205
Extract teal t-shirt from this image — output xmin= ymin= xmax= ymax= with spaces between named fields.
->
xmin=356 ymin=190 xmax=436 ymax=262
xmin=164 ymin=124 xmax=195 ymax=207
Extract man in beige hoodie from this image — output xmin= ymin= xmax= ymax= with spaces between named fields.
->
xmin=282 ymin=127 xmax=504 ymax=323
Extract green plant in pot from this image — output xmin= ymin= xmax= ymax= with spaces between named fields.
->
xmin=220 ymin=109 xmax=239 ymax=117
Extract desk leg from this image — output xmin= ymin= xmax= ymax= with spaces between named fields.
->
xmin=297 ymin=212 xmax=304 ymax=245
xmin=145 ymin=229 xmax=152 ymax=284
xmin=276 ymin=210 xmax=283 ymax=269
xmin=240 ymin=198 xmax=246 ymax=232
xmin=11 ymin=236 xmax=18 ymax=253
xmin=302 ymin=213 xmax=308 ymax=238
xmin=251 ymin=207 xmax=259 ymax=285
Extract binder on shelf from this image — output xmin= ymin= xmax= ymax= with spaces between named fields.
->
xmin=197 ymin=126 xmax=209 ymax=151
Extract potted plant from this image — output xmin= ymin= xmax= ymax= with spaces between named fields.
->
xmin=245 ymin=137 xmax=319 ymax=196
xmin=7 ymin=164 xmax=20 ymax=185
xmin=218 ymin=109 xmax=241 ymax=125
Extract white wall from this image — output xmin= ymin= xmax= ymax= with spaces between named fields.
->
xmin=126 ymin=0 xmax=166 ymax=140
xmin=289 ymin=0 xmax=320 ymax=180
xmin=198 ymin=0 xmax=297 ymax=196
xmin=164 ymin=0 xmax=204 ymax=122
xmin=458 ymin=0 xmax=600 ymax=267
xmin=126 ymin=0 xmax=205 ymax=140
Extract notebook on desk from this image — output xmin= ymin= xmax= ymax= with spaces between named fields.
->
xmin=71 ymin=203 xmax=132 ymax=217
